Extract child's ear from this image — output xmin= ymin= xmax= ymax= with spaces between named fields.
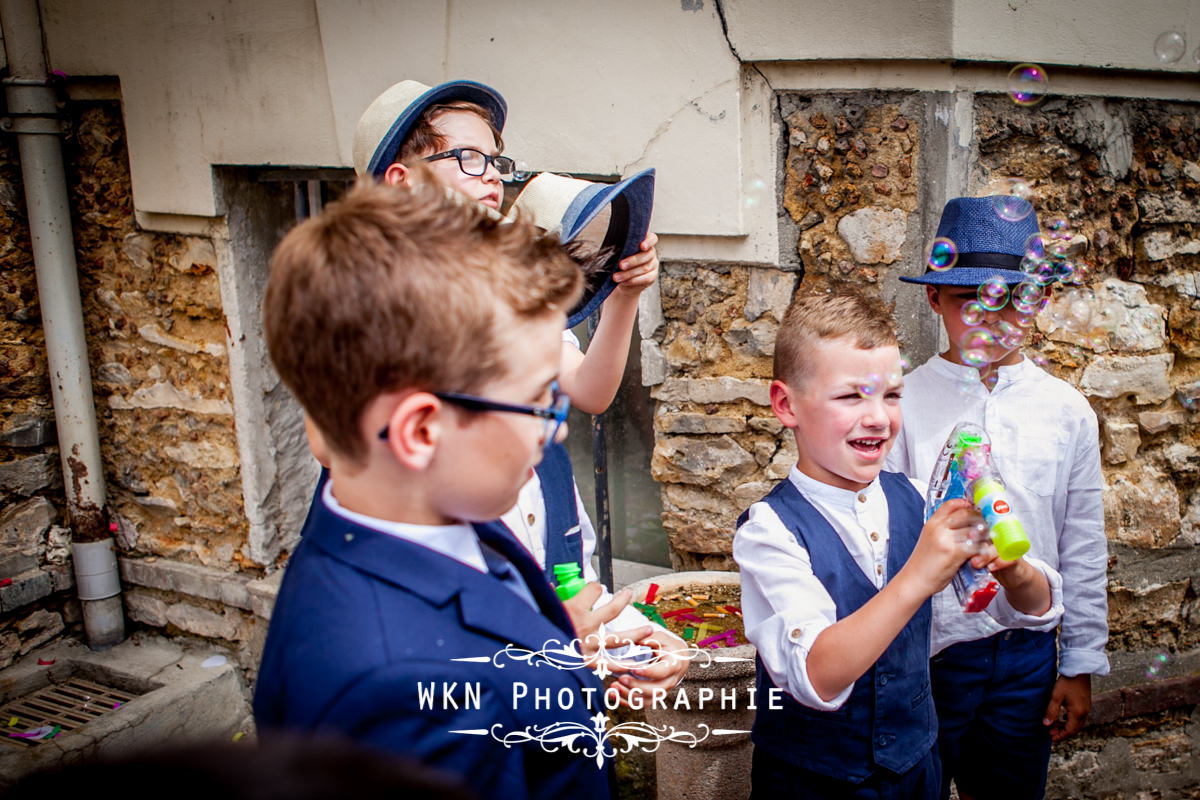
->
xmin=382 ymin=162 xmax=410 ymax=187
xmin=925 ymin=284 xmax=943 ymax=313
xmin=381 ymin=392 xmax=442 ymax=471
xmin=769 ymin=379 xmax=801 ymax=428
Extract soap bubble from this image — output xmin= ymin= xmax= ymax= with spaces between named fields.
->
xmin=856 ymin=373 xmax=882 ymax=398
xmin=744 ymin=177 xmax=768 ymax=208
xmin=1030 ymin=352 xmax=1049 ymax=368
xmin=994 ymin=320 xmax=1026 ymax=349
xmin=1145 ymin=651 xmax=1170 ymax=680
xmin=512 ymin=160 xmax=532 ymax=181
xmin=1154 ymin=31 xmax=1187 ymax=64
xmin=1055 ymin=260 xmax=1077 ymax=283
xmin=1088 ymin=331 xmax=1109 ymax=351
xmin=897 ymin=354 xmax=912 ymax=373
xmin=992 ymin=179 xmax=1034 ymax=221
xmin=1015 ymin=309 xmax=1038 ymax=329
xmin=1024 ymin=232 xmax=1048 ymax=260
xmin=1195 ymin=46 xmax=1200 ymax=66
xmin=1045 ymin=216 xmax=1071 ymax=237
xmin=1014 ymin=280 xmax=1045 ymax=308
xmin=978 ymin=278 xmax=1010 ymax=311
xmin=961 ymin=301 xmax=987 ymax=326
xmin=960 ymin=328 xmax=996 ymax=368
xmin=1007 ymin=63 xmax=1049 ymax=106
xmin=1180 ymin=390 xmax=1199 ymax=411
xmin=927 ymin=237 xmax=958 ymax=271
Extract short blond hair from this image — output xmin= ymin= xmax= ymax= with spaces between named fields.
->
xmin=263 ymin=174 xmax=582 ymax=462
xmin=773 ymin=289 xmax=898 ymax=387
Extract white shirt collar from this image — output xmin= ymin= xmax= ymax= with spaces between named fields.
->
xmin=787 ymin=465 xmax=882 ymax=510
xmin=321 ymin=480 xmax=488 ymax=573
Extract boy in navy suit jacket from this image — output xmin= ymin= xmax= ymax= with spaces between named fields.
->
xmin=254 ymin=175 xmax=610 ymax=800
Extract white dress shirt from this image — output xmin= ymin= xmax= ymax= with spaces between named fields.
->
xmin=500 ymin=472 xmax=660 ymax=635
xmin=885 ymin=354 xmax=1108 ymax=676
xmin=734 ymin=466 xmax=1064 ymax=711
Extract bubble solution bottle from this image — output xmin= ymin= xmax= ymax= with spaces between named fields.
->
xmin=553 ymin=562 xmax=587 ymax=602
xmin=924 ymin=422 xmax=1030 ymax=612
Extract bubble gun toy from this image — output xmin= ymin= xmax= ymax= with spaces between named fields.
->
xmin=924 ymin=422 xmax=1030 ymax=612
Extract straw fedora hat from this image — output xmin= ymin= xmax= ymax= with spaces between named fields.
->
xmin=353 ymin=79 xmax=507 ymax=177
xmin=507 ymin=169 xmax=655 ymax=326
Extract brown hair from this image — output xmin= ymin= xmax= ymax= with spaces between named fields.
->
xmin=397 ymin=101 xmax=504 ymax=163
xmin=773 ymin=289 xmax=898 ymax=387
xmin=262 ymin=172 xmax=582 ymax=462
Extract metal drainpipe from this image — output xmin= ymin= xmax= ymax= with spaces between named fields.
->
xmin=1 ymin=0 xmax=124 ymax=649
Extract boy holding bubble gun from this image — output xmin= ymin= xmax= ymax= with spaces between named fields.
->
xmin=924 ymin=422 xmax=1032 ymax=613
xmin=887 ymin=195 xmax=1107 ymax=800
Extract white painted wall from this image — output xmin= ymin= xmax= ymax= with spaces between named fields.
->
xmin=27 ymin=0 xmax=1200 ymax=262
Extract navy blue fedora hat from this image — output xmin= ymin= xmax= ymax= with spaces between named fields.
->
xmin=508 ymin=169 xmax=655 ymax=327
xmin=900 ymin=195 xmax=1041 ymax=286
xmin=353 ymin=79 xmax=507 ymax=177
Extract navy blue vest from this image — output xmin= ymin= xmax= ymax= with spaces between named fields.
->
xmin=743 ymin=471 xmax=936 ymax=782
xmin=535 ymin=443 xmax=584 ymax=584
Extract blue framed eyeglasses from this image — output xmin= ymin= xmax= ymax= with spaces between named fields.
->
xmin=423 ymin=148 xmax=516 ymax=179
xmin=379 ymin=383 xmax=569 ymax=444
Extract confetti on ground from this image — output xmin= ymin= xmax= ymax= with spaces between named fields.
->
xmin=9 ymin=725 xmax=59 ymax=740
xmin=697 ymin=630 xmax=738 ymax=649
xmin=682 ymin=627 xmax=695 ymax=640
xmin=36 ymin=658 xmax=54 ymax=666
xmin=7 ymin=717 xmax=17 ymax=727
xmin=201 ymin=655 xmax=228 ymax=669
xmin=723 ymin=606 xmax=742 ymax=616
xmin=112 ymin=702 xmax=121 ymax=710
xmin=232 ymin=731 xmax=246 ymax=743
xmin=0 ymin=578 xmax=11 ymax=587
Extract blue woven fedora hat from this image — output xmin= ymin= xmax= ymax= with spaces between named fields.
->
xmin=353 ymin=79 xmax=507 ymax=177
xmin=900 ymin=195 xmax=1040 ymax=286
xmin=508 ymin=169 xmax=655 ymax=327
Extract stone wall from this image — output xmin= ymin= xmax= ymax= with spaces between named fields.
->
xmin=647 ymin=90 xmax=1200 ymax=794
xmin=0 ymin=114 xmax=76 ymax=666
xmin=0 ymin=100 xmax=271 ymax=668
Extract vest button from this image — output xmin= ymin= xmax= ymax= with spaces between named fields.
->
xmin=876 ymin=734 xmax=892 ymax=746
xmin=878 ymin=673 xmax=890 ymax=685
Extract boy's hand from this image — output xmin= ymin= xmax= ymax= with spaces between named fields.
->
xmin=1044 ymin=673 xmax=1092 ymax=742
xmin=612 ymin=232 xmax=659 ymax=294
xmin=973 ymin=552 xmax=1054 ymax=617
xmin=561 ymin=584 xmax=651 ymax=661
xmin=903 ymin=498 xmax=981 ymax=597
xmin=609 ymin=630 xmax=690 ymax=705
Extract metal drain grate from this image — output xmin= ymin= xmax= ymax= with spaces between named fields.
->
xmin=1 ymin=677 xmax=141 ymax=748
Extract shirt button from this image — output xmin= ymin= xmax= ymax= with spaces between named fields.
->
xmin=876 ymin=564 xmax=883 ymax=575
xmin=857 ymin=494 xmax=867 ymax=503
xmin=789 ymin=628 xmax=803 ymax=641
xmin=526 ymin=513 xmax=536 ymax=526
xmin=869 ymin=531 xmax=879 ymax=542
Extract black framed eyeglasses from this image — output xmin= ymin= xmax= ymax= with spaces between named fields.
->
xmin=423 ymin=148 xmax=516 ymax=179
xmin=379 ymin=383 xmax=570 ymax=445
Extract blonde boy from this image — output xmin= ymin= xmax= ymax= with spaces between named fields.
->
xmin=734 ymin=290 xmax=1062 ymax=799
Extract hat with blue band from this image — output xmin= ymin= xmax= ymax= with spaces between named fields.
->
xmin=900 ymin=195 xmax=1041 ymax=286
xmin=507 ymin=169 xmax=655 ymax=327
xmin=353 ymin=79 xmax=507 ymax=177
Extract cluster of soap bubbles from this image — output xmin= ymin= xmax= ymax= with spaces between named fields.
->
xmin=1145 ymin=651 xmax=1170 ymax=680
xmin=1007 ymin=63 xmax=1049 ymax=106
xmin=1042 ymin=285 xmax=1125 ymax=351
xmin=856 ymin=373 xmax=883 ymax=398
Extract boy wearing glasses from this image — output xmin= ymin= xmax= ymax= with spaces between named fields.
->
xmin=350 ymin=79 xmax=686 ymax=699
xmin=254 ymin=176 xmax=612 ymax=800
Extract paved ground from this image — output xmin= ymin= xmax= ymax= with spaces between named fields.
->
xmin=0 ymin=632 xmax=250 ymax=787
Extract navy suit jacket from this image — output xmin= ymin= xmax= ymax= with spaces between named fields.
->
xmin=254 ymin=495 xmax=609 ymax=800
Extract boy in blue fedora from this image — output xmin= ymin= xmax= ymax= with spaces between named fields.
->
xmin=887 ymin=195 xmax=1109 ymax=800
xmin=254 ymin=176 xmax=611 ymax=799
